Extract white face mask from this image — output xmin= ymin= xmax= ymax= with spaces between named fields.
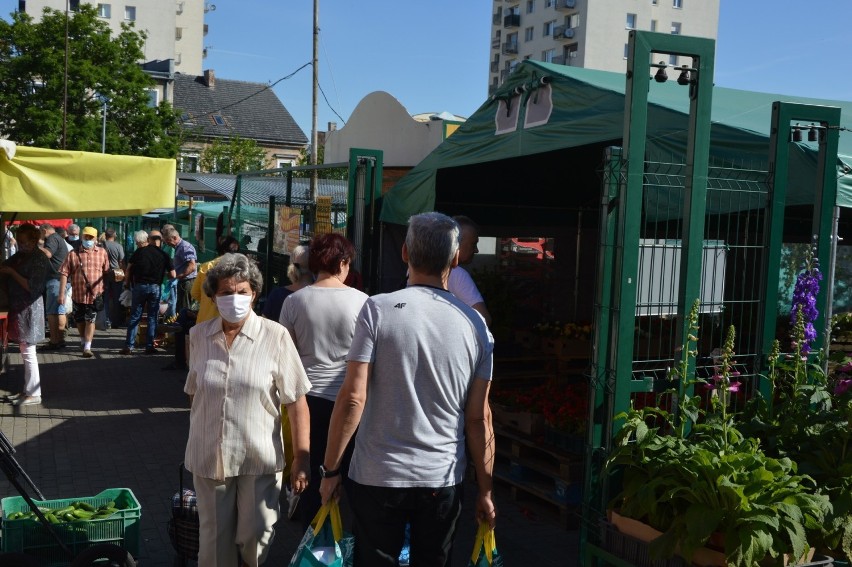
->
xmin=216 ymin=294 xmax=253 ymax=323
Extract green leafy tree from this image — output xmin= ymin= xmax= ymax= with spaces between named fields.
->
xmin=295 ymin=144 xmax=347 ymax=180
xmin=0 ymin=5 xmax=181 ymax=157
xmin=198 ymin=135 xmax=269 ymax=174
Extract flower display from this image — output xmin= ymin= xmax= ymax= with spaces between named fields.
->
xmin=790 ymin=250 xmax=822 ymax=354
xmin=491 ymin=378 xmax=589 ymax=435
xmin=533 ymin=321 xmax=592 ymax=340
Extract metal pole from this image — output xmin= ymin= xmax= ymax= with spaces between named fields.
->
xmin=101 ymin=99 xmax=107 ymax=154
xmin=309 ymin=0 xmax=319 ymax=232
xmin=62 ymin=0 xmax=69 ymax=149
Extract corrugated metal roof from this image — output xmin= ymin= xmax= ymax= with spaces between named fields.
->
xmin=179 ymin=173 xmax=348 ymax=207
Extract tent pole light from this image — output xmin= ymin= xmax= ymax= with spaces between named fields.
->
xmin=807 ymin=125 xmax=818 ymax=142
xmin=791 ymin=125 xmax=803 ymax=142
xmin=653 ymin=61 xmax=668 ymax=83
xmin=677 ymin=65 xmax=691 ymax=86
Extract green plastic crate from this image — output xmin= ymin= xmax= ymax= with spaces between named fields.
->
xmin=1 ymin=488 xmax=140 ymax=565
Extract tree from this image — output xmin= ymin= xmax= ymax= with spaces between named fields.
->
xmin=198 ymin=135 xmax=269 ymax=174
xmin=0 ymin=5 xmax=181 ymax=157
xmin=294 ymin=145 xmax=347 ymax=180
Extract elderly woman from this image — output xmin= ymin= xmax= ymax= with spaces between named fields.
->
xmin=184 ymin=253 xmax=311 ymax=567
xmin=261 ymin=244 xmax=313 ymax=321
xmin=279 ymin=233 xmax=368 ymax=528
xmin=0 ymin=224 xmax=50 ymax=407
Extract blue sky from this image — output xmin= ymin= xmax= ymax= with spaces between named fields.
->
xmin=3 ymin=1 xmax=851 ymax=139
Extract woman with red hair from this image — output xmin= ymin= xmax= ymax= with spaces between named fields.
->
xmin=279 ymin=233 xmax=368 ymax=528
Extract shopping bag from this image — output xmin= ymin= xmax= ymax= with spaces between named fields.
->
xmin=289 ymin=500 xmax=353 ymax=567
xmin=469 ymin=522 xmax=502 ymax=567
xmin=119 ymin=288 xmax=132 ymax=308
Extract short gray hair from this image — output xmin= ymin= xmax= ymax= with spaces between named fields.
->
xmin=203 ymin=253 xmax=263 ymax=298
xmin=405 ymin=212 xmax=459 ymax=276
xmin=68 ymin=223 xmax=80 ymax=234
xmin=162 ymin=226 xmax=179 ymax=240
xmin=133 ymin=230 xmax=148 ymax=245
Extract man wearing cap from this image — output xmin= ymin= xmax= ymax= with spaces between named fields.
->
xmin=38 ymin=223 xmax=70 ymax=350
xmin=58 ymin=227 xmax=110 ymax=358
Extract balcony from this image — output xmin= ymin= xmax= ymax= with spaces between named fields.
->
xmin=493 ymin=11 xmax=502 ymax=25
xmin=555 ymin=0 xmax=576 ymax=11
xmin=552 ymin=55 xmax=565 ymax=65
xmin=553 ymin=25 xmax=575 ymax=40
xmin=502 ymin=41 xmax=519 ymax=55
xmin=203 ymin=23 xmax=209 ymax=35
xmin=503 ymin=13 xmax=520 ymax=27
xmin=491 ymin=37 xmax=501 ymax=49
xmin=490 ymin=60 xmax=500 ymax=73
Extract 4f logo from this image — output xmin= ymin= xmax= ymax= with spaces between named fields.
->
xmin=393 ymin=303 xmax=406 ymax=309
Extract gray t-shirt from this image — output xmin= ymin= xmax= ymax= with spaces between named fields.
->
xmin=279 ymin=286 xmax=369 ymax=402
xmin=346 ymin=285 xmax=494 ymax=488
xmin=102 ymin=240 xmax=125 ymax=269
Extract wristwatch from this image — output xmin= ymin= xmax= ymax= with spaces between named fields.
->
xmin=319 ymin=465 xmax=340 ymax=479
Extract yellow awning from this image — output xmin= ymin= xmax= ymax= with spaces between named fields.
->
xmin=0 ymin=145 xmax=176 ymax=220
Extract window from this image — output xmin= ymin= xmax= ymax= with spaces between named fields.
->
xmin=124 ymin=5 xmax=135 ymax=20
xmin=211 ymin=114 xmax=226 ymax=126
xmin=545 ymin=0 xmax=553 ymax=7
xmin=624 ymin=44 xmax=629 ymax=59
xmin=70 ymin=0 xmax=79 ymax=8
xmin=542 ymin=48 xmax=555 ymax=63
xmin=524 ymin=26 xmax=534 ymax=41
xmin=97 ymin=3 xmax=110 ymax=18
xmin=180 ymin=155 xmax=198 ymax=173
xmin=146 ymin=88 xmax=159 ymax=107
xmin=652 ymin=0 xmax=658 ymax=4
xmin=673 ymin=0 xmax=682 ymax=7
xmin=670 ymin=22 xmax=681 ymax=35
xmin=175 ymin=27 xmax=183 ymax=40
xmin=650 ymin=19 xmax=657 ymax=32
xmin=543 ymin=20 xmax=556 ymax=36
xmin=669 ymin=54 xmax=678 ymax=66
xmin=277 ymin=159 xmax=293 ymax=169
xmin=626 ymin=13 xmax=637 ymax=29
xmin=17 ymin=1 xmax=25 ymax=13
xmin=526 ymin=0 xmax=534 ymax=14
xmin=566 ymin=13 xmax=580 ymax=28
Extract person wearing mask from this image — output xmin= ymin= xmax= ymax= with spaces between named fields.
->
xmin=184 ymin=253 xmax=311 ymax=567
xmin=38 ymin=223 xmax=70 ymax=350
xmin=65 ymin=223 xmax=82 ymax=251
xmin=319 ymin=213 xmax=496 ymax=566
xmin=279 ymin=234 xmax=368 ymax=529
xmin=261 ymin=245 xmax=313 ymax=321
xmin=58 ymin=226 xmax=110 ymax=358
xmin=121 ymin=230 xmax=175 ymax=355
xmin=0 ymin=224 xmax=50 ymax=406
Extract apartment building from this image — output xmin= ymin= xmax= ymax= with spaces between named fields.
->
xmin=17 ymin=0 xmax=208 ymax=78
xmin=489 ymin=0 xmax=719 ymax=93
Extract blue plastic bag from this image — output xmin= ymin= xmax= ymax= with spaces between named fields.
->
xmin=289 ymin=501 xmax=353 ymax=567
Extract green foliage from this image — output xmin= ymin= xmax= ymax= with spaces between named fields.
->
xmin=294 ymin=145 xmax=347 ymax=180
xmin=198 ymin=135 xmax=269 ymax=174
xmin=606 ymin=301 xmax=841 ymax=567
xmin=0 ymin=5 xmax=181 ymax=156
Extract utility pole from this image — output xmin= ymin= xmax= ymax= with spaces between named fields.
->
xmin=310 ymin=0 xmax=319 ymax=233
xmin=62 ymin=0 xmax=69 ymax=149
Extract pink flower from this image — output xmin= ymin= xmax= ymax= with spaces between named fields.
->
xmin=835 ymin=379 xmax=852 ymax=396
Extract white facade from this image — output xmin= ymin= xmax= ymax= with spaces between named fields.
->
xmin=489 ymin=0 xmax=719 ymax=93
xmin=19 ymin=0 xmax=207 ymax=75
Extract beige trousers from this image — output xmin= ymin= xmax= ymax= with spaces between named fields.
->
xmin=193 ymin=472 xmax=282 ymax=567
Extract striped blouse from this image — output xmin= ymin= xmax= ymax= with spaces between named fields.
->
xmin=184 ymin=311 xmax=311 ymax=481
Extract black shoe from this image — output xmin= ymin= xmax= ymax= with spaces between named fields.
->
xmin=161 ymin=362 xmax=188 ymax=372
xmin=144 ymin=347 xmax=157 ymax=355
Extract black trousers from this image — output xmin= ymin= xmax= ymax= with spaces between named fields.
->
xmin=346 ymin=480 xmax=464 ymax=567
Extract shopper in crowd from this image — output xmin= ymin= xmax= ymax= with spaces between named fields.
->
xmin=184 ymin=253 xmax=310 ymax=567
xmin=320 ymin=212 xmax=496 ymax=566
xmin=121 ymin=230 xmax=175 ymax=355
xmin=162 ymin=236 xmax=240 ymax=372
xmin=38 ymin=223 xmax=70 ymax=350
xmin=102 ymin=227 xmax=126 ymax=329
xmin=65 ymin=223 xmax=81 ymax=251
xmin=0 ymin=224 xmax=50 ymax=406
xmin=58 ymin=226 xmax=110 ymax=358
xmin=279 ymin=234 xmax=368 ymax=529
xmin=3 ymin=226 xmax=16 ymax=260
xmin=262 ymin=245 xmax=313 ymax=321
xmin=159 ymin=224 xmax=178 ymax=319
xmin=447 ymin=215 xmax=492 ymax=327
xmin=162 ymin=226 xmax=197 ymax=314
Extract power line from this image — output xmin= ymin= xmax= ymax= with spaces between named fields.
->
xmin=317 ymin=82 xmax=346 ymax=126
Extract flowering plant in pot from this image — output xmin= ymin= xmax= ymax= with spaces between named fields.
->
xmin=606 ymin=301 xmax=831 ymax=567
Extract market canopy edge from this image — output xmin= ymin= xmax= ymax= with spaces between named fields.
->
xmin=380 ymin=60 xmax=852 ymax=226
xmin=0 ymin=145 xmax=177 ymax=220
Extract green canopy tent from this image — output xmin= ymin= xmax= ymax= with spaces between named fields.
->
xmin=381 ymin=60 xmax=852 ymax=227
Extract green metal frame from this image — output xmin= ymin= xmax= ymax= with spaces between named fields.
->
xmin=348 ymin=148 xmax=384 ymax=294
xmin=758 ymin=102 xmax=842 ymax=397
xmin=581 ymin=30 xmax=716 ymax=564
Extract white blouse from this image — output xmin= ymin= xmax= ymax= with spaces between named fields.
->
xmin=184 ymin=311 xmax=311 ymax=480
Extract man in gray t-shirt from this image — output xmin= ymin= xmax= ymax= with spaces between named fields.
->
xmin=319 ymin=212 xmax=496 ymax=567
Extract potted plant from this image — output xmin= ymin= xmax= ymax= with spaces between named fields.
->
xmin=605 ymin=301 xmax=832 ymax=567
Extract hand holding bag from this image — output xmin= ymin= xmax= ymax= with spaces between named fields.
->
xmin=289 ymin=500 xmax=353 ymax=567
xmin=469 ymin=522 xmax=503 ymax=567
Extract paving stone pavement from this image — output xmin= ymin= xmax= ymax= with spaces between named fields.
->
xmin=0 ymin=327 xmax=577 ymax=565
